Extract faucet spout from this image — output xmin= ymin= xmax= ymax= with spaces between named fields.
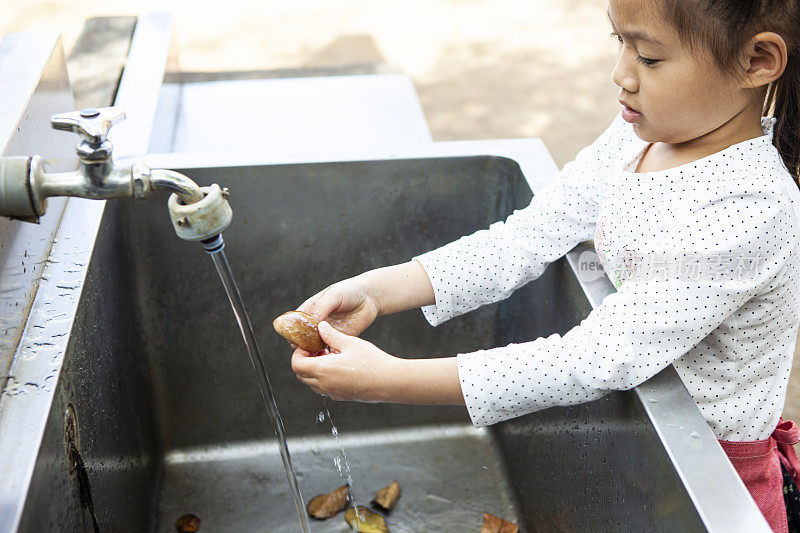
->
xmin=0 ymin=107 xmax=229 ymax=235
xmin=147 ymin=168 xmax=205 ymax=204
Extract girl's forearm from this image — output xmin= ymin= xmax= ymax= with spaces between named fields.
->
xmin=363 ymin=259 xmax=435 ymax=315
xmin=340 ymin=261 xmax=459 ymax=405
xmin=380 ymin=356 xmax=465 ymax=405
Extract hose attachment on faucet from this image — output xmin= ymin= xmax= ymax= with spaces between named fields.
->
xmin=0 ymin=156 xmax=39 ymax=222
xmin=167 ymin=183 xmax=233 ymax=241
xmin=201 ymin=234 xmax=225 ymax=254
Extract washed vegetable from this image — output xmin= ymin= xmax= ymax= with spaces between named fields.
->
xmin=371 ymin=481 xmax=401 ymax=512
xmin=345 ymin=506 xmax=389 ymax=533
xmin=273 ymin=310 xmax=326 ymax=352
xmin=307 ymin=485 xmax=349 ymax=519
xmin=174 ymin=514 xmax=201 ymax=532
xmin=481 ymin=512 xmax=518 ymax=533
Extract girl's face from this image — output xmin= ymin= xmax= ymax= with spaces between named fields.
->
xmin=608 ymin=0 xmax=754 ymax=146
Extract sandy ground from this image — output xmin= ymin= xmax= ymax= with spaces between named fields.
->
xmin=3 ymin=0 xmax=800 ymax=420
xmin=0 ymin=0 xmax=621 ymax=166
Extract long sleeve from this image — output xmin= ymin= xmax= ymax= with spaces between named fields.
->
xmin=457 ymin=190 xmax=798 ymax=427
xmin=413 ymin=114 xmax=628 ymax=326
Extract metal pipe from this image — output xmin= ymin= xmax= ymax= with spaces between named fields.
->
xmin=24 ymin=159 xmax=206 ymax=220
xmin=0 ymin=107 xmax=207 ymax=223
xmin=37 ymin=166 xmax=132 ymax=201
xmin=147 ymin=168 xmax=204 ymax=204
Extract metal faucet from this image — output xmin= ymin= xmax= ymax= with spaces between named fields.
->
xmin=0 ymin=106 xmax=231 ymax=240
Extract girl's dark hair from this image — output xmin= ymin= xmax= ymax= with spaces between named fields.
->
xmin=661 ymin=0 xmax=800 ymax=185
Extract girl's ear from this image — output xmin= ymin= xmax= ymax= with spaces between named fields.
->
xmin=740 ymin=32 xmax=788 ymax=89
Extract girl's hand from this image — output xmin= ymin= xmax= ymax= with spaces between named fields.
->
xmin=292 ymin=322 xmax=465 ymax=405
xmin=297 ymin=275 xmax=380 ymax=336
xmin=291 ymin=321 xmax=399 ymax=402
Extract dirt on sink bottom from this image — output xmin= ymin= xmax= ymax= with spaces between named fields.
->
xmin=155 ymin=424 xmax=520 ymax=532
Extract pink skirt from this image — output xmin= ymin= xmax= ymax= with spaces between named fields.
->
xmin=719 ymin=419 xmax=800 ymax=533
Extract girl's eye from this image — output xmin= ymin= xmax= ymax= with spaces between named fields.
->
xmin=636 ymin=55 xmax=659 ymax=67
xmin=610 ymin=32 xmax=623 ymax=43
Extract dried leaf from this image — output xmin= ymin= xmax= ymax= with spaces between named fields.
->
xmin=174 ymin=514 xmax=201 ymax=532
xmin=371 ymin=481 xmax=401 ymax=512
xmin=273 ymin=311 xmax=327 ymax=353
xmin=345 ymin=505 xmax=389 ymax=533
xmin=481 ymin=512 xmax=519 ymax=533
xmin=307 ymin=485 xmax=349 ymax=519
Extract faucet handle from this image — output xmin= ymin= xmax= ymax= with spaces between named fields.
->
xmin=50 ymin=107 xmax=126 ymax=146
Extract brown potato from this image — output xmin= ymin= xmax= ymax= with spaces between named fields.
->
xmin=307 ymin=485 xmax=349 ymax=519
xmin=273 ymin=311 xmax=327 ymax=353
xmin=481 ymin=512 xmax=519 ymax=533
xmin=371 ymin=481 xmax=400 ymax=512
xmin=174 ymin=514 xmax=201 ymax=532
xmin=345 ymin=506 xmax=388 ymax=533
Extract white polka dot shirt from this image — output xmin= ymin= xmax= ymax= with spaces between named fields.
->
xmin=414 ymin=113 xmax=800 ymax=441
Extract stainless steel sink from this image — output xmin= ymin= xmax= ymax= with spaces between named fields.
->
xmin=2 ymin=151 xmax=766 ymax=532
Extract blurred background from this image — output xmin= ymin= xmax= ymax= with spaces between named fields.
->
xmin=0 ymin=0 xmax=620 ymax=166
xmin=3 ymin=0 xmax=800 ymax=420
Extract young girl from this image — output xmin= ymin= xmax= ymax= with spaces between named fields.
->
xmin=291 ymin=0 xmax=800 ymax=530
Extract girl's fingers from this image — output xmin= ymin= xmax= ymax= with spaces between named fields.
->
xmin=294 ymin=368 xmax=313 ymax=381
xmin=297 ymin=288 xmax=327 ymax=316
xmin=298 ymin=375 xmax=317 ymax=387
xmin=318 ymin=321 xmax=353 ymax=351
xmin=296 ymin=299 xmax=317 ymax=316
xmin=291 ymin=349 xmax=317 ymax=377
xmin=308 ymin=289 xmax=343 ymax=321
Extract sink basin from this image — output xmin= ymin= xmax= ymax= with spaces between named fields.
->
xmin=3 ymin=150 xmax=754 ymax=533
xmin=24 ymin=155 xmax=543 ymax=532
xmin=0 ymin=124 xmax=772 ymax=533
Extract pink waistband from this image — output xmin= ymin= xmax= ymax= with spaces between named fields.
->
xmin=773 ymin=418 xmax=800 ymax=482
xmin=719 ymin=418 xmax=800 ymax=481
xmin=718 ymin=418 xmax=800 ymax=533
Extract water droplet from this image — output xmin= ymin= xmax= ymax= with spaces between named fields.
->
xmin=648 ymin=398 xmax=658 ymax=404
xmin=316 ymin=411 xmax=325 ymax=423
xmin=690 ymin=431 xmax=701 ymax=439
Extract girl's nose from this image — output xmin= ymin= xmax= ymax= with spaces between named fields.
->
xmin=611 ymin=50 xmax=638 ymax=93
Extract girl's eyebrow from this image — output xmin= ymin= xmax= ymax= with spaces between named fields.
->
xmin=607 ymin=10 xmax=664 ymax=46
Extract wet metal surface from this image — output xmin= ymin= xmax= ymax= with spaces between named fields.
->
xmin=0 ymin=33 xmax=74 ymax=390
xmin=157 ymin=425 xmax=516 ymax=532
xmin=0 ymin=19 xmax=171 ymax=532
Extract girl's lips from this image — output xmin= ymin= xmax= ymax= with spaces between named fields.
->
xmin=621 ymin=103 xmax=643 ymax=123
